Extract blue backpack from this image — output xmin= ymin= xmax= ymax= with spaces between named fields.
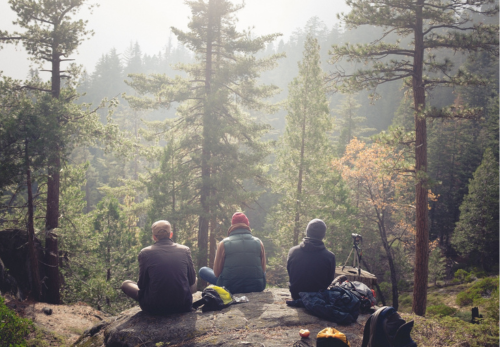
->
xmin=286 ymin=287 xmax=360 ymax=325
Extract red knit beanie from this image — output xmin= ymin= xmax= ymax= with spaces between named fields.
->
xmin=231 ymin=212 xmax=249 ymax=226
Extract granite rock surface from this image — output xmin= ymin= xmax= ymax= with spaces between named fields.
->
xmin=74 ymin=288 xmax=369 ymax=347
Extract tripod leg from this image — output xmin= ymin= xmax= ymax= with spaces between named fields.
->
xmin=342 ymin=248 xmax=354 ymax=271
xmin=355 ymin=250 xmax=361 ymax=276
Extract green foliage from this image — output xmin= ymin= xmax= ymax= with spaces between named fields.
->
xmin=126 ymin=0 xmax=283 ymax=271
xmin=452 ymin=149 xmax=499 ymax=271
xmin=409 ymin=313 xmax=499 ymax=347
xmin=454 ymin=269 xmax=474 ymax=284
xmin=333 ymin=93 xmax=376 ymax=156
xmin=0 ymin=297 xmax=33 ymax=347
xmin=59 ymin=166 xmax=140 ymax=314
xmin=398 ymin=294 xmax=412 ymax=310
xmin=378 ymin=282 xmax=392 ymax=305
xmin=429 ymin=248 xmax=446 ymax=285
xmin=271 ymin=34 xmax=336 ymax=247
xmin=455 ymin=277 xmax=499 ymax=307
xmin=426 ymin=304 xmax=457 ymax=317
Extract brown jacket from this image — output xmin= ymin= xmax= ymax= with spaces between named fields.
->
xmin=213 ymin=223 xmax=266 ymax=277
xmin=137 ymin=238 xmax=196 ymax=314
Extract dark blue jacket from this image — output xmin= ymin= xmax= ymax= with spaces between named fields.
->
xmin=287 ymin=237 xmax=336 ymax=300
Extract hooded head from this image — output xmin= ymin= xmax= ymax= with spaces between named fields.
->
xmin=305 ymin=219 xmax=326 ymax=240
xmin=231 ymin=212 xmax=250 ymax=226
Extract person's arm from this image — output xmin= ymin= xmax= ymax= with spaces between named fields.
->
xmin=260 ymin=241 xmax=266 ymax=273
xmin=137 ymin=252 xmax=146 ymax=293
xmin=329 ymin=253 xmax=336 ymax=282
xmin=186 ymin=248 xmax=197 ymax=293
xmin=213 ymin=241 xmax=225 ymax=277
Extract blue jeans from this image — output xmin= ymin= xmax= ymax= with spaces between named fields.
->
xmin=199 ymin=267 xmax=218 ymax=285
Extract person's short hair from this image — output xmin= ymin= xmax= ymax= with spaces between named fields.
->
xmin=152 ymin=220 xmax=171 ymax=239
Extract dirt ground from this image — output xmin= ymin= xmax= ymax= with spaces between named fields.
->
xmin=3 ymin=294 xmax=109 ymax=346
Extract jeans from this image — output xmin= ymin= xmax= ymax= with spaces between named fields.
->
xmin=199 ymin=267 xmax=218 ymax=285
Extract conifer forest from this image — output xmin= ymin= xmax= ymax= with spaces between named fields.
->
xmin=0 ymin=0 xmax=498 ymax=335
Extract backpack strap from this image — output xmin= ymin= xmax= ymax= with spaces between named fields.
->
xmin=192 ymin=298 xmax=206 ymax=310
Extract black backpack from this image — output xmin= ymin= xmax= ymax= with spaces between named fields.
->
xmin=331 ymin=280 xmax=377 ymax=313
xmin=192 ymin=285 xmax=235 ymax=312
xmin=361 ymin=306 xmax=417 ymax=347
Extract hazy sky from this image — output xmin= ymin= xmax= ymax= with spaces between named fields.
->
xmin=0 ymin=0 xmax=350 ymax=80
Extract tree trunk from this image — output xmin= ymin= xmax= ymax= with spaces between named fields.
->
xmin=197 ymin=0 xmax=215 ymax=289
xmin=171 ymin=140 xmax=177 ymax=243
xmin=412 ymin=0 xmax=429 ymax=317
xmin=362 ymin=260 xmax=386 ymax=306
xmin=378 ymin=217 xmax=399 ymax=310
xmin=44 ymin=44 xmax=62 ymax=304
xmin=26 ymin=139 xmax=42 ymax=301
xmin=209 ymin=217 xmax=217 ymax=269
xmin=293 ymin=111 xmax=307 ymax=246
xmin=84 ymin=148 xmax=91 ymax=214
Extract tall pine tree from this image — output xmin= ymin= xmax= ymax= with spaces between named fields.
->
xmin=329 ymin=0 xmax=498 ymax=316
xmin=452 ymin=148 xmax=499 ymax=271
xmin=1 ymin=0 xmax=95 ymax=304
xmin=274 ymin=35 xmax=333 ymax=246
xmin=126 ymin=0 xmax=281 ymax=282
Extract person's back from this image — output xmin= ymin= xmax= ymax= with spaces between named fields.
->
xmin=287 ymin=219 xmax=336 ymax=300
xmin=199 ymin=212 xmax=266 ymax=294
xmin=138 ymin=239 xmax=195 ymax=314
xmin=121 ymin=220 xmax=197 ymax=315
xmin=217 ymin=225 xmax=265 ymax=293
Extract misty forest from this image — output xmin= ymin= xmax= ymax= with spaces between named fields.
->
xmin=0 ymin=0 xmax=499 ymax=346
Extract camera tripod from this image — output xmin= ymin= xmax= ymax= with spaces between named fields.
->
xmin=342 ymin=233 xmax=363 ymax=276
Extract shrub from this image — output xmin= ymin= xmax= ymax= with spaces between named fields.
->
xmin=399 ymin=294 xmax=412 ymax=307
xmin=426 ymin=292 xmax=444 ymax=306
xmin=454 ymin=310 xmax=473 ymax=323
xmin=456 ymin=277 xmax=499 ymax=307
xmin=470 ymin=267 xmax=487 ymax=279
xmin=397 ymin=279 xmax=410 ymax=291
xmin=483 ymin=293 xmax=500 ymax=321
xmin=456 ymin=291 xmax=474 ymax=306
xmin=0 ymin=297 xmax=33 ymax=346
xmin=407 ymin=313 xmax=499 ymax=347
xmin=377 ymin=282 xmax=392 ymax=304
xmin=427 ymin=304 xmax=457 ymax=317
xmin=454 ymin=269 xmax=474 ymax=283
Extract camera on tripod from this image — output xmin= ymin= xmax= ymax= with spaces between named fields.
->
xmin=351 ymin=233 xmax=362 ymax=246
xmin=342 ymin=233 xmax=363 ymax=276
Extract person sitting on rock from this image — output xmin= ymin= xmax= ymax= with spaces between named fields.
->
xmin=198 ymin=212 xmax=266 ymax=293
xmin=121 ymin=220 xmax=197 ymax=314
xmin=287 ymin=218 xmax=336 ymax=300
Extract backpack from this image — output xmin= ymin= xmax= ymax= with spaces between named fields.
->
xmin=334 ymin=280 xmax=377 ymax=313
xmin=192 ymin=285 xmax=235 ymax=312
xmin=361 ymin=306 xmax=417 ymax=347
xmin=316 ymin=327 xmax=350 ymax=347
xmin=286 ymin=287 xmax=361 ymax=325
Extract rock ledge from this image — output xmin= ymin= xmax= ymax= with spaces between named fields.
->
xmin=74 ymin=288 xmax=369 ymax=347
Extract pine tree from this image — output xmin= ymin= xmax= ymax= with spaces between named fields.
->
xmin=428 ymin=247 xmax=446 ymax=286
xmin=452 ymin=148 xmax=499 ymax=271
xmin=333 ymin=93 xmax=375 ymax=156
xmin=126 ymin=0 xmax=281 ymax=281
xmin=330 ymin=0 xmax=498 ymax=316
xmin=274 ymin=35 xmax=333 ymax=246
xmin=1 ymin=0 xmax=95 ymax=304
